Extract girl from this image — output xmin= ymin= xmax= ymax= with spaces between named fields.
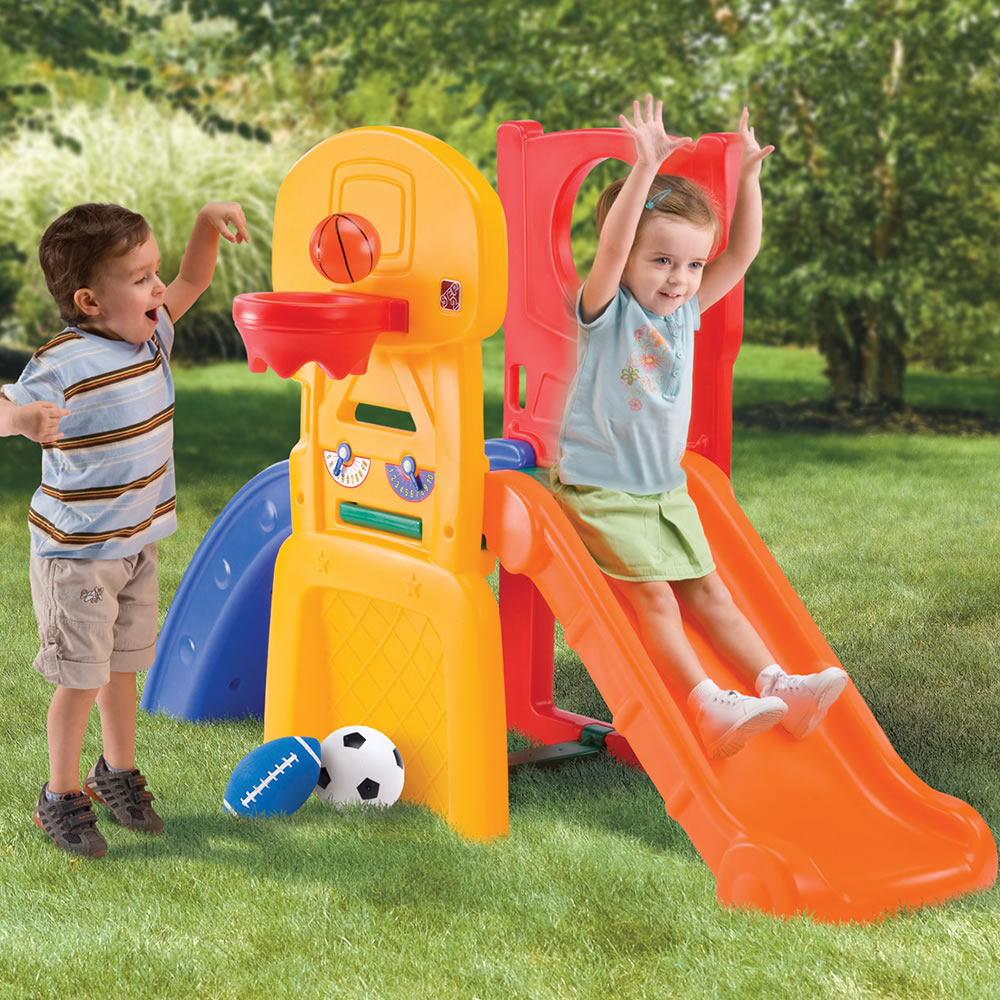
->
xmin=551 ymin=95 xmax=847 ymax=758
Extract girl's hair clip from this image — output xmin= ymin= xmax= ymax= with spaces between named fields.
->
xmin=645 ymin=188 xmax=672 ymax=210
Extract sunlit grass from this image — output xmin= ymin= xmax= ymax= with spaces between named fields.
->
xmin=1 ymin=347 xmax=998 ymax=999
xmin=732 ymin=343 xmax=1000 ymax=417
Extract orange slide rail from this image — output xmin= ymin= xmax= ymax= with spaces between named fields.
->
xmin=483 ymin=459 xmax=997 ymax=921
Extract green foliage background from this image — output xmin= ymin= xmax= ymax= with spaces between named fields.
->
xmin=1 ymin=0 xmax=998 ymax=401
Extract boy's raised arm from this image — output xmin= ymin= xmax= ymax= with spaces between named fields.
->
xmin=164 ymin=201 xmax=249 ymax=323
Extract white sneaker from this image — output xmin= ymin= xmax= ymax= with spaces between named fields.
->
xmin=691 ymin=688 xmax=788 ymax=759
xmin=757 ymin=667 xmax=848 ymax=739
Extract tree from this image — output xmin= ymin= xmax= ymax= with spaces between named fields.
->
xmin=0 ymin=0 xmax=267 ymax=145
xmin=172 ymin=0 xmax=726 ymax=139
xmin=177 ymin=0 xmax=999 ymax=398
xmin=5 ymin=1 xmax=996 ymax=392
xmin=720 ymin=0 xmax=1000 ymax=405
xmin=1 ymin=1 xmax=157 ymax=145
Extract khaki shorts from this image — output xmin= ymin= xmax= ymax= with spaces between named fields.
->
xmin=29 ymin=543 xmax=159 ymax=690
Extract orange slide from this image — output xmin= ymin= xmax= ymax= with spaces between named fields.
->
xmin=482 ymin=456 xmax=997 ymax=922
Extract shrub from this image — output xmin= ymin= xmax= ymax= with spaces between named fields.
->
xmin=0 ymin=94 xmax=293 ymax=360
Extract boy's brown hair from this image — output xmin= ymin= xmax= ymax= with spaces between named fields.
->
xmin=596 ymin=173 xmax=721 ymax=254
xmin=38 ymin=203 xmax=151 ymax=325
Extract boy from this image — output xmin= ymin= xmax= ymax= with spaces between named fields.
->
xmin=0 ymin=200 xmax=249 ymax=856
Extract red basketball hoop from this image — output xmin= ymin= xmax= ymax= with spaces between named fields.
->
xmin=232 ymin=291 xmax=409 ymax=380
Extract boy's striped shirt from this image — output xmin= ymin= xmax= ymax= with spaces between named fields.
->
xmin=0 ymin=309 xmax=177 ymax=559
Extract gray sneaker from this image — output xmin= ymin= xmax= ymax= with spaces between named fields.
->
xmin=84 ymin=755 xmax=164 ymax=835
xmin=34 ymin=784 xmax=108 ymax=858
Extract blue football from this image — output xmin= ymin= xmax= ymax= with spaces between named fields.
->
xmin=224 ymin=736 xmax=322 ymax=818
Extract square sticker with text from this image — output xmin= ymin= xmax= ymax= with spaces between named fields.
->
xmin=440 ymin=279 xmax=461 ymax=312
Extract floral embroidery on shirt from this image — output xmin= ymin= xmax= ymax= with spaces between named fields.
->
xmin=620 ymin=324 xmax=676 ymax=409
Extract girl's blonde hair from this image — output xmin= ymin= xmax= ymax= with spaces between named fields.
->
xmin=595 ymin=173 xmax=721 ymax=253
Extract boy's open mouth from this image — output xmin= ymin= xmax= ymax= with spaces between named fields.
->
xmin=145 ymin=308 xmax=158 ymax=322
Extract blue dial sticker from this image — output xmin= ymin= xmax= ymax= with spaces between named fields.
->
xmin=386 ymin=461 xmax=435 ymax=502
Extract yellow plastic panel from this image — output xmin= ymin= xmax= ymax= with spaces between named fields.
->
xmin=332 ymin=165 xmax=414 ymax=275
xmin=263 ymin=127 xmax=509 ymax=841
xmin=272 ymin=126 xmax=507 ymax=352
xmin=288 ymin=341 xmax=488 ymax=575
xmin=264 ymin=531 xmax=508 ymax=841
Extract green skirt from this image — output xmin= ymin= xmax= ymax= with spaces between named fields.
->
xmin=549 ymin=467 xmax=715 ymax=582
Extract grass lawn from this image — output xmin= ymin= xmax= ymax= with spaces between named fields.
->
xmin=1 ymin=344 xmax=998 ymax=999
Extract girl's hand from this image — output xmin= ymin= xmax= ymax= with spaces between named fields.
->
xmin=619 ymin=94 xmax=692 ymax=168
xmin=199 ymin=201 xmax=250 ymax=244
xmin=737 ymin=106 xmax=775 ymax=177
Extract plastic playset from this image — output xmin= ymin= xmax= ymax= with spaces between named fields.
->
xmin=140 ymin=121 xmax=997 ymax=921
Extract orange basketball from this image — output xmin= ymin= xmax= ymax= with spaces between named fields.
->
xmin=309 ymin=213 xmax=381 ymax=284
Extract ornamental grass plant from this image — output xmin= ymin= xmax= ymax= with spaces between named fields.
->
xmin=0 ymin=96 xmax=288 ymax=359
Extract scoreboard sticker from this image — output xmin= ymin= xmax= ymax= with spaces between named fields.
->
xmin=324 ymin=450 xmax=371 ymax=488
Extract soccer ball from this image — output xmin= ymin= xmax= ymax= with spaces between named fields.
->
xmin=315 ymin=725 xmax=405 ymax=807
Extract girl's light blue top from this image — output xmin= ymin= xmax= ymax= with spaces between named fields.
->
xmin=555 ymin=285 xmax=699 ymax=495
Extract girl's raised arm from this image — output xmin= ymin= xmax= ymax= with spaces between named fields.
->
xmin=696 ymin=107 xmax=774 ymax=313
xmin=581 ymin=95 xmax=691 ymax=323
